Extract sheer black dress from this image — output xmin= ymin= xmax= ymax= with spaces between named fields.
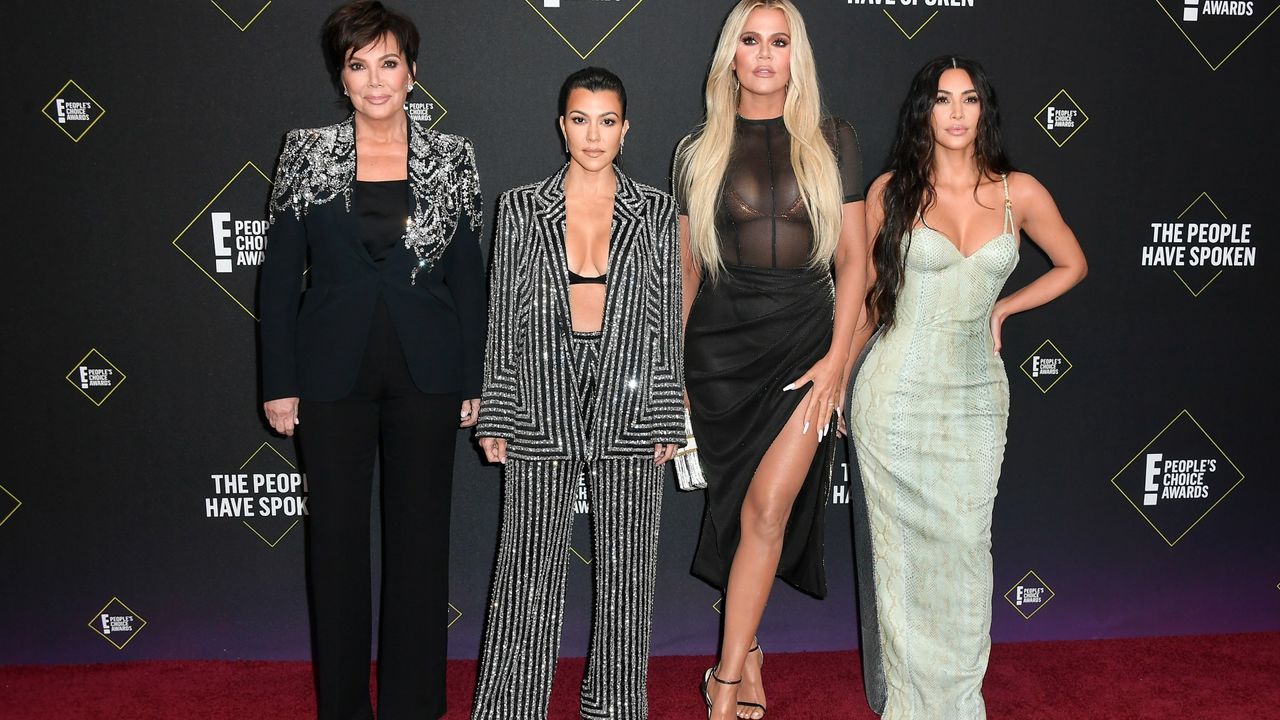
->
xmin=675 ymin=116 xmax=862 ymax=597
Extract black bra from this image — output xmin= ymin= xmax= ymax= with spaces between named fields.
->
xmin=568 ymin=268 xmax=608 ymax=285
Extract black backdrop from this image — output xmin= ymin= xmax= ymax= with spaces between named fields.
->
xmin=4 ymin=0 xmax=1278 ymax=665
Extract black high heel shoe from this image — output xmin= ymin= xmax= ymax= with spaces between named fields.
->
xmin=701 ymin=665 xmax=741 ymax=719
xmin=737 ymin=641 xmax=767 ymax=719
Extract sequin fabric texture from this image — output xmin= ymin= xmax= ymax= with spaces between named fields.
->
xmin=268 ymin=113 xmax=482 ymax=283
xmin=474 ymin=165 xmax=685 ymax=459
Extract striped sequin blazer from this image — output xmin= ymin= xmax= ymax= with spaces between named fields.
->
xmin=475 ymin=165 xmax=685 ymax=460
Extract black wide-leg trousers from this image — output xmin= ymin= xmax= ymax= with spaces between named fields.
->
xmin=298 ymin=298 xmax=459 ymax=720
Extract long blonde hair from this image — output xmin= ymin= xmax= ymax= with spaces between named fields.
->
xmin=678 ymin=0 xmax=843 ymax=280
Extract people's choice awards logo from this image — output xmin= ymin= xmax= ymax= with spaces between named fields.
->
xmin=210 ymin=0 xmax=273 ymax=31
xmin=41 ymin=80 xmax=105 ymax=143
xmin=87 ymin=597 xmax=147 ymax=650
xmin=845 ymin=0 xmax=981 ymax=40
xmin=1004 ymin=571 xmax=1056 ymax=620
xmin=1142 ymin=192 xmax=1256 ymax=297
xmin=1157 ymin=0 xmax=1279 ymax=70
xmin=204 ymin=443 xmax=309 ymax=547
xmin=0 ymin=485 xmax=20 ymax=529
xmin=525 ymin=0 xmax=647 ymax=59
xmin=408 ymin=81 xmax=449 ymax=130
xmin=1111 ymin=410 xmax=1244 ymax=546
xmin=1019 ymin=340 xmax=1073 ymax=394
xmin=65 ymin=349 xmax=127 ymax=407
xmin=1035 ymin=90 xmax=1089 ymax=148
xmin=171 ymin=162 xmax=282 ymax=319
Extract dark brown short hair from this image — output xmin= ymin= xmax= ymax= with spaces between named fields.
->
xmin=321 ymin=1 xmax=420 ymax=92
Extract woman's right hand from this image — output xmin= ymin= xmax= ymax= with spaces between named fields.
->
xmin=264 ymin=397 xmax=300 ymax=437
xmin=479 ymin=437 xmax=508 ymax=465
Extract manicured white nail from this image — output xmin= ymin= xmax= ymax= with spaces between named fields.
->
xmin=782 ymin=383 xmax=796 ymax=391
xmin=803 ymin=420 xmax=810 ymax=434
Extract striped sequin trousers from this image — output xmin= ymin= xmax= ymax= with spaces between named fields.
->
xmin=472 ymin=332 xmax=666 ymax=719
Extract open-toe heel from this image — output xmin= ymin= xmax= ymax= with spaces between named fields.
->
xmin=701 ymin=665 xmax=742 ymax=719
xmin=738 ymin=640 xmax=767 ymax=719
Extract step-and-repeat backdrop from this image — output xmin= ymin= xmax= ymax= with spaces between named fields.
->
xmin=5 ymin=1 xmax=1277 ymax=664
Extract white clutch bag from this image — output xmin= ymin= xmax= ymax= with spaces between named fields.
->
xmin=674 ymin=409 xmax=707 ymax=491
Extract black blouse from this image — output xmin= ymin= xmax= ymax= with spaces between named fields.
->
xmin=353 ymin=179 xmax=410 ymax=263
xmin=675 ymin=116 xmax=863 ymax=268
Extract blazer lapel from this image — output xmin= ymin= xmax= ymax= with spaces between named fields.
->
xmin=597 ymin=170 xmax=645 ymax=354
xmin=533 ymin=166 xmax=574 ymax=336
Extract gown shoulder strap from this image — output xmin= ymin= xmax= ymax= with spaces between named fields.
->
xmin=1001 ymin=173 xmax=1013 ymax=235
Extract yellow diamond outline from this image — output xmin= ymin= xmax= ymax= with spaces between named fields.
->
xmin=234 ymin=441 xmax=303 ymax=548
xmin=210 ymin=0 xmax=272 ymax=32
xmin=411 ymin=82 xmax=449 ymax=132
xmin=1171 ymin=192 xmax=1230 ymax=297
xmin=40 ymin=79 xmax=107 ymax=143
xmin=569 ymin=545 xmax=593 ymax=565
xmin=0 ymin=484 xmax=21 ymax=527
xmin=1154 ymin=0 xmax=1280 ymax=71
xmin=524 ymin=0 xmax=647 ymax=60
xmin=712 ymin=596 xmax=722 ymax=615
xmin=882 ymin=9 xmax=939 ymax=40
xmin=1109 ymin=409 xmax=1246 ymax=547
xmin=171 ymin=161 xmax=274 ymax=320
xmin=64 ymin=348 xmax=128 ymax=407
xmin=448 ymin=602 xmax=463 ymax=629
xmin=1003 ymin=570 xmax=1056 ymax=620
xmin=86 ymin=596 xmax=148 ymax=651
xmin=1019 ymin=339 xmax=1074 ymax=395
xmin=1034 ymin=89 xmax=1091 ymax=148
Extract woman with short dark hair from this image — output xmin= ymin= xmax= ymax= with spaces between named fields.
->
xmin=259 ymin=2 xmax=485 ymax=718
xmin=470 ymin=67 xmax=684 ymax=720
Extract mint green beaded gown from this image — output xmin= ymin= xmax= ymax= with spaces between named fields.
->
xmin=850 ymin=176 xmax=1018 ymax=720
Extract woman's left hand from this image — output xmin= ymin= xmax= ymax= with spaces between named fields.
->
xmin=785 ymin=353 xmax=846 ymax=442
xmin=459 ymin=398 xmax=480 ymax=428
xmin=991 ymin=299 xmax=1011 ymax=355
xmin=653 ymin=443 xmax=678 ymax=465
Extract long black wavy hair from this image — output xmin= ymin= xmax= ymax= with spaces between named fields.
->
xmin=869 ymin=56 xmax=1015 ymax=328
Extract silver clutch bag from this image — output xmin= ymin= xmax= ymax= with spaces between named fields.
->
xmin=674 ymin=409 xmax=707 ymax=491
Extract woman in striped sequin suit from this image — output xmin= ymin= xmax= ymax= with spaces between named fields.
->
xmin=471 ymin=68 xmax=685 ymax=720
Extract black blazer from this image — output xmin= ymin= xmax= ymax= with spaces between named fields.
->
xmin=475 ymin=166 xmax=685 ymax=460
xmin=260 ymin=114 xmax=485 ymax=402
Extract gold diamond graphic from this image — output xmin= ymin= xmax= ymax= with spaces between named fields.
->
xmin=712 ymin=596 xmax=722 ymax=615
xmin=448 ymin=602 xmax=463 ymax=629
xmin=1171 ymin=192 xmax=1230 ymax=297
xmin=1110 ymin=410 xmax=1245 ymax=547
xmin=0 ymin=484 xmax=20 ymax=528
xmin=237 ymin=442 xmax=302 ymax=548
xmin=524 ymin=0 xmax=646 ymax=59
xmin=1003 ymin=570 xmax=1056 ymax=620
xmin=883 ymin=9 xmax=939 ymax=39
xmin=569 ymin=546 xmax=592 ymax=565
xmin=1019 ymin=339 xmax=1074 ymax=394
xmin=210 ymin=0 xmax=272 ymax=32
xmin=171 ymin=161 xmax=274 ymax=320
xmin=1035 ymin=90 xmax=1090 ymax=148
xmin=87 ymin=597 xmax=148 ymax=650
xmin=40 ymin=79 xmax=106 ymax=143
xmin=1156 ymin=0 xmax=1280 ymax=71
xmin=65 ymin=349 xmax=127 ymax=407
xmin=409 ymin=82 xmax=448 ymax=131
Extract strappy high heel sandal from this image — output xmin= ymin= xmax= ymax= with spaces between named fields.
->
xmin=737 ymin=640 xmax=767 ymax=719
xmin=701 ymin=665 xmax=741 ymax=719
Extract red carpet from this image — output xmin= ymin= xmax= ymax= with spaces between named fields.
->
xmin=2 ymin=633 xmax=1277 ymax=719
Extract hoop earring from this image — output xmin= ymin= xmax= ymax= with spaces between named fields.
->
xmin=734 ymin=77 xmax=741 ymax=94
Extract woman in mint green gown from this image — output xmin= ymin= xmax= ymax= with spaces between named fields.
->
xmin=850 ymin=57 xmax=1087 ymax=719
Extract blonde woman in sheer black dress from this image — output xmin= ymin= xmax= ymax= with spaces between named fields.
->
xmin=674 ymin=2 xmax=867 ymax=717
